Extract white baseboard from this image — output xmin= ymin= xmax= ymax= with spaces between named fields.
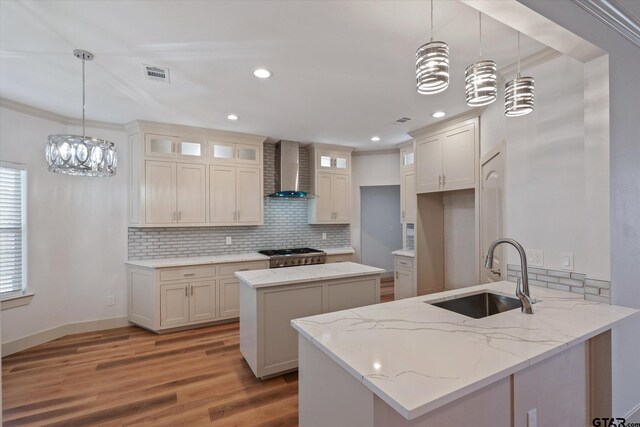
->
xmin=2 ymin=316 xmax=130 ymax=356
xmin=627 ymin=401 xmax=640 ymax=422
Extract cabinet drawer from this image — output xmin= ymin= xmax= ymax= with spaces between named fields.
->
xmin=219 ymin=261 xmax=268 ymax=277
xmin=326 ymin=254 xmax=353 ymax=263
xmin=159 ymin=266 xmax=216 ymax=282
xmin=394 ymin=257 xmax=413 ymax=269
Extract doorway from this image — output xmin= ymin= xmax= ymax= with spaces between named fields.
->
xmin=360 ymin=185 xmax=402 ymax=277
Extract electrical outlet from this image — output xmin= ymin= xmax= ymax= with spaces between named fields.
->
xmin=322 ymin=233 xmax=327 ymax=240
xmin=107 ymin=295 xmax=115 ymax=306
xmin=226 ymin=237 xmax=232 ymax=245
xmin=560 ymin=252 xmax=574 ymax=271
xmin=527 ymin=250 xmax=544 ymax=267
xmin=527 ymin=408 xmax=538 ymax=427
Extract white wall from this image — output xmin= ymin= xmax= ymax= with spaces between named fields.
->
xmin=0 ymin=106 xmax=128 ymax=345
xmin=443 ymin=189 xmax=476 ymax=289
xmin=517 ymin=0 xmax=640 ymax=418
xmin=360 ymin=185 xmax=402 ymax=273
xmin=481 ymin=55 xmax=591 ymax=275
xmin=351 ymin=151 xmax=401 ymax=262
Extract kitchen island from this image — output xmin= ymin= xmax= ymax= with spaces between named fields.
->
xmin=292 ymin=281 xmax=638 ymax=427
xmin=236 ymin=262 xmax=384 ymax=379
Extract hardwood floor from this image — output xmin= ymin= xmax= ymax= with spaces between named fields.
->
xmin=2 ymin=323 xmax=298 ymax=426
xmin=3 ymin=287 xmax=395 ymax=426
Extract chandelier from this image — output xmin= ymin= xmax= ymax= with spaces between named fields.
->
xmin=46 ymin=50 xmax=117 ymax=177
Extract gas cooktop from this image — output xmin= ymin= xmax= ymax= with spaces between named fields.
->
xmin=258 ymin=248 xmax=326 ymax=268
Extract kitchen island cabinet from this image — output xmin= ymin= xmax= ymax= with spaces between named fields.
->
xmin=293 ymin=281 xmax=638 ymax=426
xmin=236 ymin=262 xmax=383 ymax=379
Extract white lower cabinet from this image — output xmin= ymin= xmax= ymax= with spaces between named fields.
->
xmin=240 ymin=276 xmax=381 ymax=379
xmin=394 ymin=255 xmax=415 ymax=299
xmin=128 ymin=260 xmax=268 ymax=332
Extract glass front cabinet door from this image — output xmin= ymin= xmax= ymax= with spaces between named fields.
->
xmin=145 ymin=134 xmax=178 ymax=158
xmin=318 ymin=151 xmax=350 ymax=172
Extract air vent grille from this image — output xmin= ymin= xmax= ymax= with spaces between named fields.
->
xmin=394 ymin=116 xmax=413 ymax=124
xmin=143 ymin=64 xmax=170 ymax=83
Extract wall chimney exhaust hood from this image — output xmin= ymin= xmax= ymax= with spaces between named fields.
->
xmin=269 ymin=140 xmax=308 ymax=198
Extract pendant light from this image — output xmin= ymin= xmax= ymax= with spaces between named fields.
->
xmin=46 ymin=50 xmax=117 ymax=177
xmin=416 ymin=0 xmax=449 ymax=95
xmin=505 ymin=32 xmax=535 ymax=117
xmin=465 ymin=12 xmax=497 ymax=107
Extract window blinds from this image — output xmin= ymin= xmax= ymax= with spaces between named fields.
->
xmin=0 ymin=165 xmax=26 ymax=296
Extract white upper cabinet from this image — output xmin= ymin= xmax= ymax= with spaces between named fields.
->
xmin=401 ymin=147 xmax=415 ymax=171
xmin=399 ymin=142 xmax=416 ymax=224
xmin=128 ymin=121 xmax=265 ymax=227
xmin=308 ymin=144 xmax=352 ymax=224
xmin=414 ymin=119 xmax=478 ymax=194
xmin=317 ymin=150 xmax=350 ymax=173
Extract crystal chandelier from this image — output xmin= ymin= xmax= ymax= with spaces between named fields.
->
xmin=505 ymin=32 xmax=535 ymax=117
xmin=416 ymin=0 xmax=449 ymax=95
xmin=465 ymin=13 xmax=497 ymax=107
xmin=46 ymin=50 xmax=117 ymax=177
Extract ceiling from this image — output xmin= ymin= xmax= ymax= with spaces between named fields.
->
xmin=0 ymin=0 xmax=548 ymax=149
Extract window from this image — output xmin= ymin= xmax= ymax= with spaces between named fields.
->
xmin=0 ymin=163 xmax=27 ymax=298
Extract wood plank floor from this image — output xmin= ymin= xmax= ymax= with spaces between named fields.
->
xmin=3 ymin=291 xmax=394 ymax=426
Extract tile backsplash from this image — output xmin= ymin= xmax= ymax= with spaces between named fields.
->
xmin=129 ymin=142 xmax=350 ymax=260
xmin=506 ymin=264 xmax=610 ymax=304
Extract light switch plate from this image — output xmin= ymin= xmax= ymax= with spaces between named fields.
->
xmin=225 ymin=237 xmax=232 ymax=245
xmin=322 ymin=233 xmax=327 ymax=240
xmin=527 ymin=250 xmax=544 ymax=267
xmin=560 ymin=252 xmax=574 ymax=271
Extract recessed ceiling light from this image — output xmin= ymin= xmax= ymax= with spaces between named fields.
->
xmin=227 ymin=114 xmax=239 ymax=120
xmin=253 ymin=68 xmax=271 ymax=79
xmin=371 ymin=136 xmax=381 ymax=142
xmin=432 ymin=111 xmax=446 ymax=118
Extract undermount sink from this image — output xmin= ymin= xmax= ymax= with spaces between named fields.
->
xmin=428 ymin=292 xmax=523 ymax=319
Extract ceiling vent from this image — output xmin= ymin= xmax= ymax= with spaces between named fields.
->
xmin=394 ymin=116 xmax=413 ymax=124
xmin=142 ymin=64 xmax=170 ymax=83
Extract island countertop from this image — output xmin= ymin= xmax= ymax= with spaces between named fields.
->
xmin=235 ymin=261 xmax=384 ymax=288
xmin=291 ymin=281 xmax=638 ymax=420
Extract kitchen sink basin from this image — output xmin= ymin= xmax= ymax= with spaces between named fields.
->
xmin=428 ymin=292 xmax=523 ymax=319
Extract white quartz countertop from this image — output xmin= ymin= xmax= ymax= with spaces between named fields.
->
xmin=291 ymin=281 xmax=638 ymax=420
xmin=235 ymin=262 xmax=384 ymax=288
xmin=392 ymin=249 xmax=414 ymax=257
xmin=324 ymin=247 xmax=355 ymax=255
xmin=126 ymin=253 xmax=269 ymax=268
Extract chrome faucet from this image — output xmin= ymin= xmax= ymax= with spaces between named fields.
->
xmin=484 ymin=238 xmax=534 ymax=314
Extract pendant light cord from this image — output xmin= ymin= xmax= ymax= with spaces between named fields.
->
xmin=517 ymin=31 xmax=521 ymax=76
xmin=478 ymin=12 xmax=482 ymax=59
xmin=82 ymin=58 xmax=86 ymax=138
xmin=430 ymin=0 xmax=434 ymax=41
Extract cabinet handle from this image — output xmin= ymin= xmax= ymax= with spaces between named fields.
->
xmin=185 ymin=285 xmax=188 ymax=297
xmin=442 ymin=175 xmax=446 ymax=187
xmin=191 ymin=285 xmax=193 ymax=296
xmin=396 ymin=271 xmax=399 ymax=279
xmin=402 ymin=210 xmax=405 ymax=219
xmin=183 ymin=273 xmax=195 ymax=277
xmin=438 ymin=175 xmax=442 ymax=188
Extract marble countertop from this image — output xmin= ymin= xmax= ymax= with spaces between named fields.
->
xmin=126 ymin=247 xmax=355 ymax=269
xmin=324 ymin=247 xmax=355 ymax=255
xmin=392 ymin=249 xmax=414 ymax=257
xmin=126 ymin=253 xmax=269 ymax=268
xmin=235 ymin=261 xmax=384 ymax=289
xmin=292 ymin=281 xmax=638 ymax=420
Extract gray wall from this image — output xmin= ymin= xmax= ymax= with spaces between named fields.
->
xmin=360 ymin=185 xmax=402 ymax=273
xmin=518 ymin=0 xmax=640 ymax=417
xmin=128 ymin=142 xmax=350 ymax=259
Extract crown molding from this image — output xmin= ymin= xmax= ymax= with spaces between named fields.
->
xmin=408 ymin=109 xmax=481 ymax=140
xmin=0 ymin=97 xmax=125 ymax=131
xmin=353 ymin=148 xmax=400 ymax=156
xmin=571 ymin=0 xmax=640 ymax=48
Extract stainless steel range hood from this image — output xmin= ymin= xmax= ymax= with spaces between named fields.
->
xmin=269 ymin=140 xmax=308 ymax=198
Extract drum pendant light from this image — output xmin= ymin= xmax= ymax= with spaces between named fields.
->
xmin=46 ymin=50 xmax=117 ymax=177
xmin=416 ymin=0 xmax=449 ymax=95
xmin=465 ymin=13 xmax=497 ymax=107
xmin=505 ymin=32 xmax=535 ymax=117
